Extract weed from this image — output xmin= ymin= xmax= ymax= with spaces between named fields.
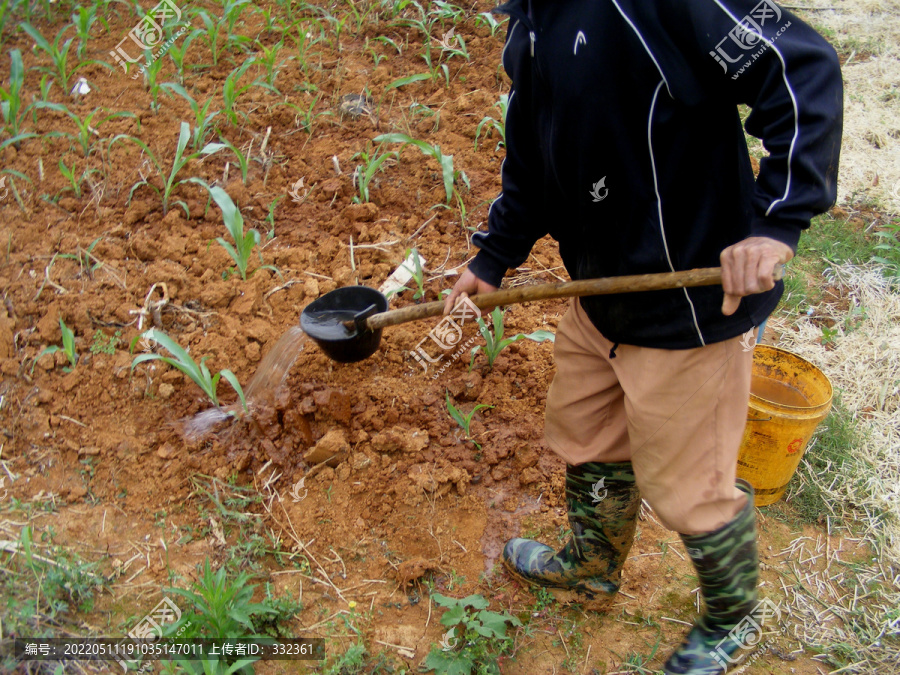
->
xmin=130 ymin=328 xmax=248 ymax=413
xmin=57 ymin=236 xmax=103 ymax=279
xmin=254 ymin=37 xmax=291 ymax=92
xmin=785 ymin=394 xmax=876 ymax=528
xmin=90 ymin=329 xmax=121 ymax=355
xmin=446 ymin=391 xmax=492 ymax=448
xmin=872 ymin=219 xmax=900 ymax=277
xmin=159 ymin=559 xmax=280 ymax=674
xmin=34 ymin=317 xmax=77 ymax=372
xmin=108 ymin=121 xmax=225 ymax=216
xmin=424 ymin=592 xmax=521 ymax=674
xmin=470 ymin=307 xmax=555 ymax=369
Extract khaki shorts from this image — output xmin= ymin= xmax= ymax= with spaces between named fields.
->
xmin=545 ymin=299 xmax=753 ymax=535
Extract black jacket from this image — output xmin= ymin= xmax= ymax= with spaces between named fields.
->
xmin=468 ymin=0 xmax=843 ymax=348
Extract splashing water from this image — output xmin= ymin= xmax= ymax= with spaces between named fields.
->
xmin=182 ymin=326 xmax=307 ymax=441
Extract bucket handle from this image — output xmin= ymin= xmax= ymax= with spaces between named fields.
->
xmin=746 ymin=415 xmax=773 ymax=422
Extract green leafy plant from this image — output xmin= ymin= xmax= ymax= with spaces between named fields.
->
xmin=470 ymin=307 xmax=555 ymax=369
xmin=57 ymin=236 xmax=103 ymax=279
xmin=0 ymin=49 xmax=38 ymax=143
xmin=199 ymin=185 xmax=277 ymax=281
xmin=375 ymin=132 xmax=457 ymax=203
xmin=158 ymin=558 xmax=278 ymax=675
xmin=21 ymin=22 xmax=112 ymax=91
xmin=424 ymin=592 xmax=521 ymax=675
xmin=475 ymin=94 xmax=508 ymax=151
xmin=217 ymin=135 xmax=251 ymax=185
xmin=71 ymin=5 xmax=107 ymax=59
xmin=90 ymin=329 xmax=120 ymax=355
xmin=474 ymin=11 xmax=506 ymax=37
xmin=223 ymin=58 xmax=273 ymax=125
xmin=189 ymin=10 xmax=226 ymax=67
xmin=130 ymin=328 xmax=247 ymax=414
xmin=160 ymin=82 xmax=220 ymax=149
xmin=351 ymin=142 xmax=396 ymax=203
xmin=108 ymin=121 xmax=225 ymax=216
xmin=34 ymin=102 xmax=139 ymax=157
xmin=446 ymin=391 xmax=492 ymax=448
xmin=34 ymin=317 xmax=77 ymax=372
xmin=872 ymin=219 xmax=900 ymax=277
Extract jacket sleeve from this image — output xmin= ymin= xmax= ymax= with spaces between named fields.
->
xmin=653 ymin=0 xmax=843 ymax=250
xmin=469 ymin=27 xmax=549 ymax=287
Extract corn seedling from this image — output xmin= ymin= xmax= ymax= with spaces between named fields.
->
xmin=20 ymin=22 xmax=112 ymax=92
xmin=189 ymin=10 xmax=226 ymax=67
xmin=223 ymin=0 xmax=256 ymax=55
xmin=253 ymin=38 xmax=291 ymax=93
xmin=274 ymin=94 xmax=332 ymax=134
xmin=223 ymin=58 xmax=274 ymax=125
xmin=351 ymin=142 xmax=396 ymax=203
xmin=446 ymin=391 xmax=492 ymax=447
xmin=109 ymin=121 xmax=224 ymax=216
xmin=35 ymin=103 xmax=139 ymax=157
xmin=160 ymin=82 xmax=220 ymax=149
xmin=131 ymin=329 xmax=247 ymax=413
xmin=375 ymin=132 xmax=457 ymax=203
xmin=217 ymin=136 xmax=251 ymax=185
xmin=166 ymin=40 xmax=189 ymax=84
xmin=475 ymin=11 xmax=506 ymax=37
xmin=198 ymin=184 xmax=277 ymax=281
xmin=424 ymin=592 xmax=521 ymax=675
xmin=475 ymin=93 xmax=508 ymax=151
xmin=56 ymin=159 xmax=103 ymax=200
xmin=470 ymin=307 xmax=555 ymax=369
xmin=71 ymin=5 xmax=107 ymax=59
xmin=1 ymin=50 xmax=38 ymax=142
xmin=34 ymin=317 xmax=78 ymax=373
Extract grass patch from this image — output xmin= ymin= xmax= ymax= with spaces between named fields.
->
xmin=780 ymin=393 xmax=876 ymax=529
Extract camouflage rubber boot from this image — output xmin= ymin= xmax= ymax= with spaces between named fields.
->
xmin=663 ymin=480 xmax=759 ymax=674
xmin=502 ymin=461 xmax=640 ymax=608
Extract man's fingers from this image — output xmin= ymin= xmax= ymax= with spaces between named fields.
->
xmin=756 ymin=254 xmax=782 ymax=292
xmin=721 ymin=293 xmax=741 ymax=316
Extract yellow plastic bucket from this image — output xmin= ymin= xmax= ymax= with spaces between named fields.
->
xmin=736 ymin=345 xmax=833 ymax=506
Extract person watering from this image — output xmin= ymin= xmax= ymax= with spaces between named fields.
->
xmin=444 ymin=1 xmax=842 ymax=672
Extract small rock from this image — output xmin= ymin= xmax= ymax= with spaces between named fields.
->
xmin=156 ymin=443 xmax=178 ymax=459
xmin=304 ymin=428 xmax=349 ymax=467
xmin=158 ymin=383 xmax=175 ymax=399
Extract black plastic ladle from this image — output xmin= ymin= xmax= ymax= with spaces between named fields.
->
xmin=300 ymin=266 xmax=769 ymax=363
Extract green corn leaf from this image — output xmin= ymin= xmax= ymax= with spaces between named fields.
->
xmin=386 ymin=73 xmax=430 ymax=89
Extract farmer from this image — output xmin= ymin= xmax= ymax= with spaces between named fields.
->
xmin=444 ymin=1 xmax=842 ymax=672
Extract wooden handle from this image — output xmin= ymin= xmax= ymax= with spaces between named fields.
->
xmin=364 ymin=266 xmax=729 ymax=331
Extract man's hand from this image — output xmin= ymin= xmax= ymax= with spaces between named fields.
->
xmin=720 ymin=236 xmax=794 ymax=316
xmin=443 ymin=268 xmax=498 ymax=315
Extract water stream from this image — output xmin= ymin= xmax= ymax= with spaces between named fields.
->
xmin=182 ymin=326 xmax=307 ymax=441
